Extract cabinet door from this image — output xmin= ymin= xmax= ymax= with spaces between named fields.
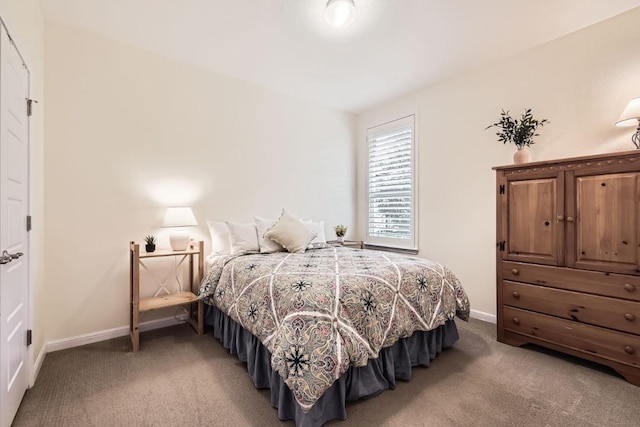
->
xmin=504 ymin=172 xmax=564 ymax=265
xmin=569 ymin=171 xmax=640 ymax=275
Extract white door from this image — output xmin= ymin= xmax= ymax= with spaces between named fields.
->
xmin=0 ymin=24 xmax=30 ymax=427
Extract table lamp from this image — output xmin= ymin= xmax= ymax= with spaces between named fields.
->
xmin=616 ymin=97 xmax=640 ymax=149
xmin=162 ymin=206 xmax=198 ymax=251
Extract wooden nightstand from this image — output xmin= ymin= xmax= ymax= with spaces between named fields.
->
xmin=326 ymin=240 xmax=364 ymax=249
xmin=129 ymin=240 xmax=204 ymax=352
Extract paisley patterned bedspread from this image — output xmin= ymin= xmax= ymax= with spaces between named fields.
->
xmin=198 ymin=246 xmax=470 ymax=411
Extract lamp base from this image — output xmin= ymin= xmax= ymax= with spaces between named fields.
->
xmin=632 ymin=124 xmax=640 ymax=149
xmin=169 ymin=230 xmax=190 ymax=251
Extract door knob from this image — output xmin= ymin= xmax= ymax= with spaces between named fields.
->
xmin=0 ymin=250 xmax=23 ymax=264
xmin=0 ymin=250 xmax=12 ymax=265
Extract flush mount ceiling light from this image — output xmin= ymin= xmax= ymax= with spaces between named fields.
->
xmin=325 ymin=0 xmax=356 ymax=28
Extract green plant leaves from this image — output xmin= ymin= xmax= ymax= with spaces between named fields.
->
xmin=485 ymin=109 xmax=548 ymax=148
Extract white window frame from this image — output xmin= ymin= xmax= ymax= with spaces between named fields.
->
xmin=365 ymin=114 xmax=418 ymax=251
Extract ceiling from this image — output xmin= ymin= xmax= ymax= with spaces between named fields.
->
xmin=40 ymin=0 xmax=640 ymax=113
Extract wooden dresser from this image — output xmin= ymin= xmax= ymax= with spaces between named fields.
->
xmin=494 ymin=150 xmax=640 ymax=386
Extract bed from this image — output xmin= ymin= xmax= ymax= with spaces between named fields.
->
xmin=198 ymin=246 xmax=470 ymax=426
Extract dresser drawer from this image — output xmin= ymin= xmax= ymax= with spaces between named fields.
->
xmin=502 ymin=261 xmax=640 ymax=302
xmin=502 ymin=281 xmax=640 ymax=335
xmin=503 ymin=307 xmax=640 ymax=367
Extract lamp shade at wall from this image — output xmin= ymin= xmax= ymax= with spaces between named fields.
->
xmin=162 ymin=207 xmax=198 ymax=250
xmin=616 ymin=97 xmax=640 ymax=149
xmin=162 ymin=206 xmax=198 ymax=227
xmin=616 ymin=97 xmax=640 ymax=127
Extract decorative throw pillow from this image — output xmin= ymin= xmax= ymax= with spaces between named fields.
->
xmin=254 ymin=216 xmax=284 ymax=253
xmin=303 ymin=220 xmax=327 ymax=249
xmin=206 ymin=220 xmax=231 ymax=255
xmin=225 ymin=221 xmax=260 ymax=255
xmin=264 ymin=210 xmax=316 ymax=254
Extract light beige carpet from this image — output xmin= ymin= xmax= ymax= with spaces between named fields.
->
xmin=13 ymin=319 xmax=640 ymax=426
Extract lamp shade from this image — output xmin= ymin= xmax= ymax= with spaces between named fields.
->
xmin=162 ymin=207 xmax=198 ymax=228
xmin=325 ymin=0 xmax=356 ymax=28
xmin=616 ymin=97 xmax=640 ymax=127
xmin=162 ymin=207 xmax=198 ymax=251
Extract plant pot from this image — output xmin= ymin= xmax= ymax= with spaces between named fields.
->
xmin=336 ymin=236 xmax=344 ymax=243
xmin=145 ymin=244 xmax=156 ymax=253
xmin=513 ymin=147 xmax=530 ymax=164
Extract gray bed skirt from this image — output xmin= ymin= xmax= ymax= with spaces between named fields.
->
xmin=205 ymin=305 xmax=460 ymax=427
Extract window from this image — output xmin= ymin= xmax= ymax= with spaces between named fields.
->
xmin=366 ymin=115 xmax=417 ymax=251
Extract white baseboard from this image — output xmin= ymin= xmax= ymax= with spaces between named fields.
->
xmin=46 ymin=316 xmax=186 ymax=353
xmin=42 ymin=310 xmax=493 ymax=354
xmin=469 ymin=309 xmax=496 ymax=324
xmin=30 ymin=343 xmax=47 ymax=387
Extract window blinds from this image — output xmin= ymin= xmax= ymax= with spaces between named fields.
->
xmin=367 ymin=124 xmax=413 ymax=241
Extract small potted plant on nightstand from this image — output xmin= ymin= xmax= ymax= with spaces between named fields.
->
xmin=334 ymin=225 xmax=347 ymax=243
xmin=143 ymin=235 xmax=157 ymax=253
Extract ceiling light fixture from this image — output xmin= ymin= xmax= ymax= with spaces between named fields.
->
xmin=325 ymin=0 xmax=356 ymax=29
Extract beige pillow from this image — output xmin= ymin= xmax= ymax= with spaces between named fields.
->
xmin=264 ymin=210 xmax=316 ymax=253
xmin=254 ymin=216 xmax=284 ymax=253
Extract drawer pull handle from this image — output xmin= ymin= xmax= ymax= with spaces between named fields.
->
xmin=512 ymin=317 xmax=520 ymax=325
xmin=566 ymin=216 xmax=575 ymax=223
xmin=624 ymin=346 xmax=635 ymax=355
xmin=511 ymin=268 xmax=519 ymax=276
xmin=624 ymin=313 xmax=636 ymax=321
xmin=624 ymin=283 xmax=636 ymax=292
xmin=512 ymin=291 xmax=520 ymax=299
xmin=557 ymin=215 xmax=564 ymax=222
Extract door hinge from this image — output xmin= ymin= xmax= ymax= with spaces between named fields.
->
xmin=499 ymin=184 xmax=505 ymax=194
xmin=26 ymin=215 xmax=32 ymax=231
xmin=26 ymin=98 xmax=38 ymax=117
xmin=27 ymin=329 xmax=32 ymax=347
xmin=498 ymin=241 xmax=506 ymax=251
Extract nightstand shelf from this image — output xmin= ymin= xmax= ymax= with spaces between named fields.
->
xmin=129 ymin=240 xmax=204 ymax=352
xmin=139 ymin=291 xmax=198 ymax=312
xmin=326 ymin=239 xmax=363 ymax=249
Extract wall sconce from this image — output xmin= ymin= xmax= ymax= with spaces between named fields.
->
xmin=616 ymin=97 xmax=640 ymax=149
xmin=162 ymin=206 xmax=198 ymax=251
xmin=325 ymin=0 xmax=356 ymax=28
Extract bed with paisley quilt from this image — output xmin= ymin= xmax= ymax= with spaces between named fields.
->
xmin=198 ymin=246 xmax=470 ymax=426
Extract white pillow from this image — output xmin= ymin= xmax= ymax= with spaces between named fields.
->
xmin=225 ymin=221 xmax=260 ymax=255
xmin=264 ymin=210 xmax=316 ymax=254
xmin=206 ymin=220 xmax=231 ymax=255
xmin=303 ymin=220 xmax=327 ymax=249
xmin=254 ymin=216 xmax=284 ymax=253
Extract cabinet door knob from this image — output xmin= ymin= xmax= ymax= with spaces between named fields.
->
xmin=512 ymin=291 xmax=520 ymax=299
xmin=624 ymin=313 xmax=636 ymax=321
xmin=512 ymin=317 xmax=520 ymax=325
xmin=511 ymin=268 xmax=519 ymax=276
xmin=624 ymin=283 xmax=636 ymax=292
xmin=566 ymin=216 xmax=575 ymax=223
xmin=557 ymin=215 xmax=564 ymax=221
xmin=624 ymin=346 xmax=635 ymax=355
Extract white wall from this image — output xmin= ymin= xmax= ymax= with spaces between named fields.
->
xmin=44 ymin=22 xmax=356 ymax=342
xmin=357 ymin=8 xmax=640 ymax=318
xmin=0 ymin=0 xmax=45 ymax=377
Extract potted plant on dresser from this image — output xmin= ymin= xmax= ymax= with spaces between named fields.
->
xmin=486 ymin=108 xmax=548 ymax=164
